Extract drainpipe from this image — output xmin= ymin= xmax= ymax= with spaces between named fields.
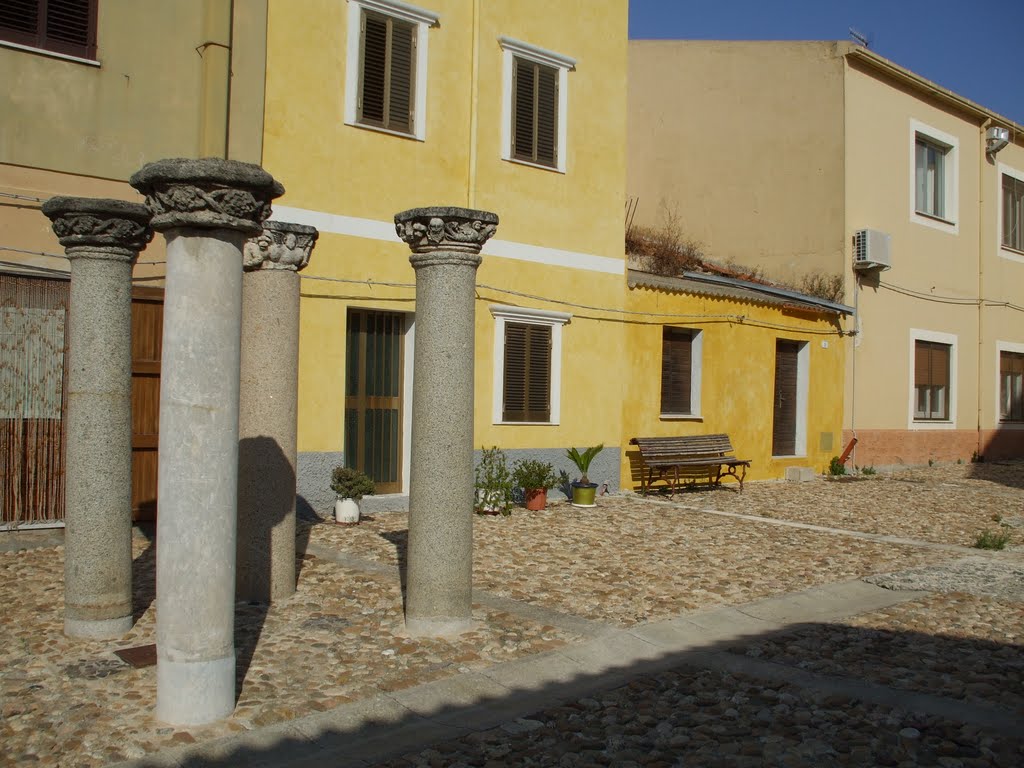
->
xmin=198 ymin=0 xmax=233 ymax=159
xmin=977 ymin=118 xmax=990 ymax=459
xmin=467 ymin=0 xmax=480 ymax=207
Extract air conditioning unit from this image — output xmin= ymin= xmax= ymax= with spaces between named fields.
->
xmin=853 ymin=229 xmax=891 ymax=271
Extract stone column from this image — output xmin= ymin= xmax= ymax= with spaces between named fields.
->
xmin=394 ymin=207 xmax=498 ymax=636
xmin=41 ymin=197 xmax=153 ymax=640
xmin=237 ymin=221 xmax=318 ymax=603
xmin=130 ymin=158 xmax=283 ymax=726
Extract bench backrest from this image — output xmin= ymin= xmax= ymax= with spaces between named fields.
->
xmin=629 ymin=434 xmax=735 ymax=458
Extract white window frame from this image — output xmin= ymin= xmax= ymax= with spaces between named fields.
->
xmin=499 ymin=36 xmax=574 ymax=174
xmin=996 ymin=340 xmax=1024 ymax=428
xmin=489 ymin=304 xmax=570 ymax=425
xmin=998 ymin=162 xmax=1024 ymax=263
xmin=659 ymin=327 xmax=703 ymax=420
xmin=344 ymin=0 xmax=438 ymax=141
xmin=909 ymin=119 xmax=959 ymax=234
xmin=908 ymin=329 xmax=957 ymax=429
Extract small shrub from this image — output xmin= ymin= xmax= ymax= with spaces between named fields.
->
xmin=974 ymin=528 xmax=1012 ymax=551
xmin=827 ymin=456 xmax=847 ymax=476
xmin=475 ymin=446 xmax=513 ymax=516
xmin=511 ymin=459 xmax=558 ymax=491
xmin=971 ymin=451 xmax=984 ymax=463
xmin=330 ymin=466 xmax=375 ymax=500
xmin=928 ymin=458 xmax=935 ymax=467
xmin=797 ymin=271 xmax=845 ymax=303
xmin=860 ymin=465 xmax=877 ymax=476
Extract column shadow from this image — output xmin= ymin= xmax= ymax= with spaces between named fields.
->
xmin=130 ymin=521 xmax=156 ymax=623
xmin=380 ymin=528 xmax=409 ymax=610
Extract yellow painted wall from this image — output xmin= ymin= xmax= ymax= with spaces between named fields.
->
xmin=621 ymin=282 xmax=847 ymax=486
xmin=627 ymin=41 xmax=848 ymax=283
xmin=1 ymin=1 xmax=266 ymax=277
xmin=265 ymin=0 xmax=630 ymax=462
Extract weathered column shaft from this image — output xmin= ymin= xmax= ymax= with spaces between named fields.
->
xmin=42 ymin=197 xmax=153 ymax=640
xmin=395 ymin=207 xmax=498 ymax=636
xmin=237 ymin=221 xmax=317 ymax=603
xmin=130 ymin=157 xmax=282 ymax=726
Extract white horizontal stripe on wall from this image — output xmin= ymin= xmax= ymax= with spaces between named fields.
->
xmin=272 ymin=205 xmax=624 ymax=275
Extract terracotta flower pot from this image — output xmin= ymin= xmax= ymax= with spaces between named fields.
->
xmin=524 ymin=488 xmax=548 ymax=511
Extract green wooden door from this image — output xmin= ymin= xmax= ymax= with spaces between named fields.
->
xmin=345 ymin=309 xmax=404 ymax=494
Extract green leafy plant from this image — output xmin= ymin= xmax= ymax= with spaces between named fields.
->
xmin=860 ymin=465 xmax=877 ymax=476
xmin=566 ymin=444 xmax=604 ymax=485
xmin=511 ymin=459 xmax=558 ymax=491
xmin=330 ymin=466 xmax=375 ymax=501
xmin=973 ymin=527 xmax=1012 ymax=551
xmin=475 ymin=446 xmax=513 ymax=516
xmin=827 ymin=456 xmax=846 ymax=476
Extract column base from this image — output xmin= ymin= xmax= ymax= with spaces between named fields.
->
xmin=156 ymin=654 xmax=236 ymax=725
xmin=64 ymin=614 xmax=133 ymax=640
xmin=404 ymin=616 xmax=477 ymax=638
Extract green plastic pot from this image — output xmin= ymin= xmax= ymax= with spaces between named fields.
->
xmin=571 ymin=482 xmax=598 ymax=507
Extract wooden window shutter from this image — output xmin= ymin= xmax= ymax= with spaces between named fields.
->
xmin=512 ymin=57 xmax=558 ymax=167
xmin=915 ymin=341 xmax=949 ymax=388
xmin=660 ymin=327 xmax=692 ymax=414
xmin=1 ymin=0 xmax=97 ymax=59
xmin=358 ymin=10 xmax=415 ymax=134
xmin=503 ymin=322 xmax=551 ymax=422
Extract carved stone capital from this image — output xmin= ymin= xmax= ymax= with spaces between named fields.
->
xmin=129 ymin=158 xmax=284 ymax=236
xmin=41 ymin=196 xmax=153 ymax=261
xmin=243 ymin=220 xmax=318 ymax=272
xmin=394 ymin=207 xmax=498 ymax=260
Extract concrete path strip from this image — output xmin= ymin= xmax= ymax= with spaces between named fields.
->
xmin=108 ymin=578 xmax=1012 ymax=768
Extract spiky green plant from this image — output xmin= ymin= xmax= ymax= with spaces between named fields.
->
xmin=566 ymin=444 xmax=603 ymax=485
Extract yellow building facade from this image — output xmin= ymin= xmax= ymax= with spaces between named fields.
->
xmin=261 ymin=0 xmax=630 ymax=507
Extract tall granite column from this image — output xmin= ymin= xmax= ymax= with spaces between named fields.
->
xmin=41 ymin=197 xmax=153 ymax=639
xmin=130 ymin=158 xmax=283 ymax=726
xmin=237 ymin=221 xmax=318 ymax=603
xmin=394 ymin=207 xmax=498 ymax=636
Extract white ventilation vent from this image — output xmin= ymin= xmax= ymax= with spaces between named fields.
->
xmin=853 ymin=229 xmax=891 ymax=271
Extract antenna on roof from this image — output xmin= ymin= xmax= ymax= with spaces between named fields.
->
xmin=849 ymin=27 xmax=870 ymax=48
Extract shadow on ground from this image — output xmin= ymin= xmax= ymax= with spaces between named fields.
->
xmin=109 ymin=615 xmax=1023 ymax=768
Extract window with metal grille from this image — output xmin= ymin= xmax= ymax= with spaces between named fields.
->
xmin=1000 ymin=351 xmax=1024 ymax=422
xmin=0 ymin=0 xmax=97 ymax=60
xmin=512 ymin=56 xmax=558 ymax=167
xmin=502 ymin=322 xmax=551 ymax=422
xmin=358 ymin=9 xmax=415 ymax=135
xmin=914 ymin=340 xmax=950 ymax=420
xmin=1002 ymin=173 xmax=1024 ymax=252
xmin=660 ymin=327 xmax=692 ymax=415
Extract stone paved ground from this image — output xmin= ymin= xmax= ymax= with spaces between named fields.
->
xmin=1 ymin=461 xmax=1022 ymax=767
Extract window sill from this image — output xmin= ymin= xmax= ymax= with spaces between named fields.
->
xmin=0 ymin=39 xmax=100 ymax=67
xmin=999 ymin=245 xmax=1024 ymax=264
xmin=997 ymin=421 xmax=1024 ymax=429
xmin=495 ymin=421 xmax=558 ymax=426
xmin=502 ymin=156 xmax=565 ymax=175
xmin=771 ymin=454 xmax=807 ymax=460
xmin=345 ymin=120 xmax=423 ymax=142
xmin=660 ymin=414 xmax=702 ymax=421
xmin=912 ymin=209 xmax=957 ymax=232
xmin=910 ymin=419 xmax=956 ymax=430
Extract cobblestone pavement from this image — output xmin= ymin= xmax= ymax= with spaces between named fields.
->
xmin=1 ymin=461 xmax=1021 ymax=767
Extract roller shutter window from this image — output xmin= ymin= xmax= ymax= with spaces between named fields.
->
xmin=503 ymin=322 xmax=551 ymax=422
xmin=914 ymin=340 xmax=950 ymax=420
xmin=512 ymin=56 xmax=558 ymax=167
xmin=660 ymin=327 xmax=692 ymax=415
xmin=1000 ymin=351 xmax=1024 ymax=422
xmin=358 ymin=9 xmax=415 ymax=135
xmin=0 ymin=0 xmax=97 ymax=60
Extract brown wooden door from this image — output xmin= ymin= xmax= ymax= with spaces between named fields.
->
xmin=344 ymin=309 xmax=404 ymax=494
xmin=772 ymin=340 xmax=800 ymax=457
xmin=130 ymin=287 xmax=163 ymax=521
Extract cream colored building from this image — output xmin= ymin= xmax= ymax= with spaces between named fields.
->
xmin=629 ymin=41 xmax=1024 ymax=467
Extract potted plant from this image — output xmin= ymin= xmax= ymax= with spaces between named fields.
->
xmin=511 ymin=458 xmax=558 ymax=511
xmin=474 ymin=446 xmax=513 ymax=516
xmin=566 ymin=444 xmax=603 ymax=507
xmin=331 ymin=466 xmax=375 ymax=525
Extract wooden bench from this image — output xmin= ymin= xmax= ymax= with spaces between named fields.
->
xmin=629 ymin=434 xmax=751 ymax=494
